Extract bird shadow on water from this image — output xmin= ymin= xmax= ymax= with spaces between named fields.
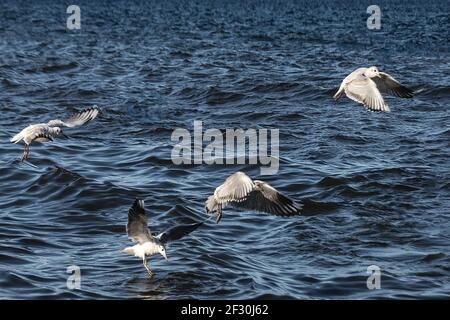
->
xmin=9 ymin=155 xmax=58 ymax=170
xmin=123 ymin=276 xmax=167 ymax=299
xmin=18 ymin=159 xmax=39 ymax=169
xmin=4 ymin=157 xmax=44 ymax=172
xmin=123 ymin=271 xmax=207 ymax=299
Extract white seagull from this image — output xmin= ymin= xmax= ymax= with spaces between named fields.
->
xmin=10 ymin=106 xmax=99 ymax=161
xmin=333 ymin=66 xmax=414 ymax=112
xmin=123 ymin=199 xmax=203 ymax=278
xmin=205 ymin=172 xmax=302 ymax=224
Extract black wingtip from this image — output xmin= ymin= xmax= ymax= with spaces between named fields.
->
xmin=71 ymin=106 xmax=101 ymax=122
xmin=194 ymin=221 xmax=204 ymax=228
xmin=84 ymin=105 xmax=100 ymax=112
xmin=395 ymin=86 xmax=414 ymax=98
xmin=333 ymin=91 xmax=344 ymax=102
xmin=185 ymin=221 xmax=204 ymax=230
xmin=159 ymin=220 xmax=204 ymax=243
xmin=135 ymin=198 xmax=144 ymax=209
xmin=90 ymin=105 xmax=101 ymax=113
xmin=129 ymin=198 xmax=145 ymax=215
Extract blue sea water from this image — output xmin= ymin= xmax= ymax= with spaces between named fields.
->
xmin=0 ymin=0 xmax=449 ymax=299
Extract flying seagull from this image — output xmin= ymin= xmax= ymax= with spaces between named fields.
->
xmin=10 ymin=106 xmax=99 ymax=161
xmin=333 ymin=66 xmax=414 ymax=112
xmin=123 ymin=198 xmax=203 ymax=278
xmin=205 ymin=172 xmax=302 ymax=224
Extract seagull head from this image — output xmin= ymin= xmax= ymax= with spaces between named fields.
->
xmin=366 ymin=66 xmax=381 ymax=78
xmin=158 ymin=244 xmax=168 ymax=261
xmin=50 ymin=127 xmax=62 ymax=136
xmin=50 ymin=127 xmax=69 ymax=139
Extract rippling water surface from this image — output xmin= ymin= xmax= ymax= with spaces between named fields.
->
xmin=0 ymin=0 xmax=449 ymax=299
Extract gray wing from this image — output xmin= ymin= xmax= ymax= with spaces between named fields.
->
xmin=156 ymin=222 xmax=203 ymax=244
xmin=127 ymin=199 xmax=151 ymax=244
xmin=231 ymin=181 xmax=302 ymax=216
xmin=372 ymin=72 xmax=414 ymax=98
xmin=47 ymin=106 xmax=99 ymax=128
xmin=345 ymin=77 xmax=389 ymax=112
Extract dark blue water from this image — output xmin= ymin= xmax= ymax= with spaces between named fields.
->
xmin=0 ymin=0 xmax=449 ymax=299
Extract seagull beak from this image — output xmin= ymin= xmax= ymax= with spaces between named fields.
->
xmin=61 ymin=133 xmax=70 ymax=139
xmin=163 ymin=253 xmax=168 ymax=261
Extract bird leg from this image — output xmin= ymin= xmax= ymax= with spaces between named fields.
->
xmin=215 ymin=204 xmax=223 ymax=224
xmin=143 ymin=258 xmax=153 ymax=279
xmin=21 ymin=145 xmax=30 ymax=161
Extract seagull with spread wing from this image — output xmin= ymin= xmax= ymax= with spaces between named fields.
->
xmin=123 ymin=198 xmax=203 ymax=278
xmin=205 ymin=172 xmax=302 ymax=224
xmin=10 ymin=106 xmax=99 ymax=161
xmin=333 ymin=66 xmax=414 ymax=112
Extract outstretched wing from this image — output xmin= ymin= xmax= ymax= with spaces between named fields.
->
xmin=127 ymin=199 xmax=151 ymax=244
xmin=47 ymin=106 xmax=99 ymax=128
xmin=345 ymin=78 xmax=389 ymax=112
xmin=231 ymin=181 xmax=302 ymax=216
xmin=372 ymin=72 xmax=414 ymax=98
xmin=156 ymin=222 xmax=203 ymax=244
xmin=213 ymin=172 xmax=255 ymax=205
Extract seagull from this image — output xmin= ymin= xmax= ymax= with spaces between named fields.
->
xmin=10 ymin=106 xmax=99 ymax=161
xmin=205 ymin=172 xmax=302 ymax=224
xmin=122 ymin=198 xmax=203 ymax=278
xmin=333 ymin=66 xmax=414 ymax=112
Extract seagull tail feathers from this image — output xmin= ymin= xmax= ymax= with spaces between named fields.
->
xmin=10 ymin=132 xmax=24 ymax=144
xmin=122 ymin=247 xmax=135 ymax=255
xmin=333 ymin=89 xmax=344 ymax=101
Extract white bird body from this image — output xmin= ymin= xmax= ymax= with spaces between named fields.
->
xmin=11 ymin=124 xmax=61 ymax=145
xmin=10 ymin=106 xmax=99 ymax=161
xmin=123 ymin=198 xmax=203 ymax=278
xmin=334 ymin=66 xmax=414 ymax=112
xmin=123 ymin=242 xmax=161 ymax=259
